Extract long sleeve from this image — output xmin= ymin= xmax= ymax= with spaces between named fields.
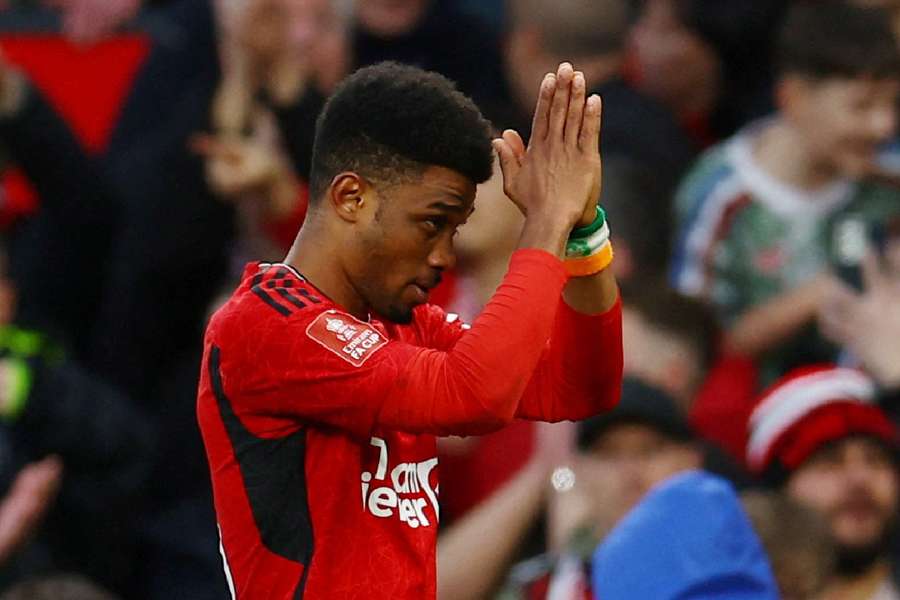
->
xmin=215 ymin=250 xmax=571 ymax=438
xmin=515 ymin=297 xmax=623 ymax=422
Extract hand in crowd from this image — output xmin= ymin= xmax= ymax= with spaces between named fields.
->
xmin=215 ymin=0 xmax=347 ymax=131
xmin=0 ymin=455 xmax=62 ymax=565
xmin=820 ymin=252 xmax=900 ymax=388
xmin=190 ymin=130 xmax=297 ymax=218
xmin=493 ymin=62 xmax=603 ymax=234
xmin=41 ymin=0 xmax=141 ymax=44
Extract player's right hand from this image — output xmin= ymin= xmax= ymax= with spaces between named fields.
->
xmin=492 ymin=62 xmax=603 ymax=234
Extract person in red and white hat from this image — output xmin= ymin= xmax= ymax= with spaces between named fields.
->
xmin=747 ymin=364 xmax=900 ymax=600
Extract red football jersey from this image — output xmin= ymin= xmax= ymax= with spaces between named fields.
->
xmin=197 ymin=250 xmax=622 ymax=599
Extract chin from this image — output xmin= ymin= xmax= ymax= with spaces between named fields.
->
xmin=382 ymin=304 xmax=415 ymax=325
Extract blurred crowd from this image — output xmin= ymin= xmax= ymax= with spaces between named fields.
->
xmin=0 ymin=0 xmax=897 ymax=598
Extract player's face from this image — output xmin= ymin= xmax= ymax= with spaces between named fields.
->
xmin=788 ymin=437 xmax=898 ymax=555
xmin=355 ymin=165 xmax=476 ymax=323
xmin=785 ymin=76 xmax=899 ymax=177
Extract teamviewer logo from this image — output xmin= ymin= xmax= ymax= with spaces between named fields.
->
xmin=360 ymin=437 xmax=439 ymax=529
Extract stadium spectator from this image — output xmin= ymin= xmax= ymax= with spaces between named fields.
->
xmin=0 ymin=457 xmax=61 ymax=569
xmin=596 ymin=157 xmax=675 ymax=282
xmin=619 ymin=281 xmax=717 ymax=410
xmin=0 ymin=3 xmax=234 ymax=597
xmin=741 ymin=490 xmax=836 ymax=600
xmin=671 ymin=1 xmax=900 ymax=384
xmin=629 ymin=0 xmax=786 ymax=141
xmin=227 ymin=0 xmax=506 ymax=182
xmin=592 ymin=471 xmax=779 ymax=600
xmin=443 ymin=378 xmax=704 ymax=599
xmin=820 ymin=251 xmax=900 ymax=391
xmin=502 ymin=0 xmax=694 ymax=194
xmin=438 ymin=159 xmax=715 ymax=523
xmin=747 ymin=365 xmax=900 ymax=599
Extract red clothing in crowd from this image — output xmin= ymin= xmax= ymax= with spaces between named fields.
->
xmin=197 ymin=249 xmax=622 ymax=599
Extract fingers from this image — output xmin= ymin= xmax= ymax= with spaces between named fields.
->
xmin=564 ymin=71 xmax=585 ymax=145
xmin=530 ymin=73 xmax=556 ymax=144
xmin=0 ymin=456 xmax=62 ymax=563
xmin=492 ymin=137 xmax=520 ymax=184
xmin=548 ymin=63 xmax=574 ymax=145
xmin=502 ymin=129 xmax=526 ymax=164
xmin=819 ymin=295 xmax=855 ymax=344
xmin=579 ymin=94 xmax=602 ymax=155
xmin=189 ymin=134 xmax=244 ymax=164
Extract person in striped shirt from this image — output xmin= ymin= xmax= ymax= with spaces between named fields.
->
xmin=670 ymin=1 xmax=900 ymax=383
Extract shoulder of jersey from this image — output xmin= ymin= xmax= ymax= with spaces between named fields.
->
xmin=242 ymin=263 xmax=327 ymax=319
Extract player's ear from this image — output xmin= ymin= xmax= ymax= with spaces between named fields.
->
xmin=329 ymin=172 xmax=368 ymax=223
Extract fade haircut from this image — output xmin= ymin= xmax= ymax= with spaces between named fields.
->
xmin=777 ymin=1 xmax=900 ymax=80
xmin=308 ymin=62 xmax=494 ymax=204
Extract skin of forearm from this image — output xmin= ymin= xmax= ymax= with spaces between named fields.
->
xmin=725 ymin=279 xmax=822 ymax=357
xmin=437 ymin=461 xmax=548 ymax=600
xmin=517 ymin=210 xmax=578 ymax=258
xmin=563 ymin=267 xmax=618 ymax=315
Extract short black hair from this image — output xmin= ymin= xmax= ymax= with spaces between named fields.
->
xmin=308 ymin=62 xmax=494 ymax=203
xmin=777 ymin=1 xmax=900 ymax=80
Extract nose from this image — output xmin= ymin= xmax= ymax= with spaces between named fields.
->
xmin=427 ymin=232 xmax=456 ymax=271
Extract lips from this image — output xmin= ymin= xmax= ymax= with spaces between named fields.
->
xmin=410 ymin=284 xmax=428 ymax=304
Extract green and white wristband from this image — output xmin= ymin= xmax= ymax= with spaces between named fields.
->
xmin=565 ymin=206 xmax=610 ymax=259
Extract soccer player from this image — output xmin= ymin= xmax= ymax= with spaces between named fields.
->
xmin=197 ymin=60 xmax=623 ymax=598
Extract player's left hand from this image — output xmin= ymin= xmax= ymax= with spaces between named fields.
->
xmin=493 ymin=62 xmax=603 ymax=229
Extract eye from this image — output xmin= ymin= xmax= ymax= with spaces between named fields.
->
xmin=421 ymin=217 xmax=446 ymax=235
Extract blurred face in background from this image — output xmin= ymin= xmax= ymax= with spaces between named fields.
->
xmin=355 ymin=0 xmax=430 ymax=38
xmin=780 ymin=75 xmax=900 ymax=178
xmin=787 ymin=436 xmax=899 ymax=572
xmin=621 ymin=308 xmax=704 ymax=411
xmin=218 ymin=0 xmax=344 ymax=59
xmin=547 ymin=420 xmax=700 ymax=550
xmin=629 ymin=0 xmax=720 ymax=116
xmin=582 ymin=423 xmax=700 ymax=520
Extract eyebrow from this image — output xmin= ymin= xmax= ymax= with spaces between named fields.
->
xmin=426 ymin=200 xmax=467 ymax=213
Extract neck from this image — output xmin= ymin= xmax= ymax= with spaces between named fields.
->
xmin=822 ymin=560 xmax=891 ymax=600
xmin=754 ymin=119 xmax=842 ymax=192
xmin=285 ymin=220 xmax=370 ymax=320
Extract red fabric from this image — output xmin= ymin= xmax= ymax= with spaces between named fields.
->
xmin=197 ymin=250 xmax=624 ymax=598
xmin=0 ymin=169 xmax=37 ymax=227
xmin=433 ymin=270 xmax=525 ymax=522
xmin=0 ymin=35 xmax=150 ymax=153
xmin=438 ymin=420 xmax=534 ymax=521
xmin=689 ymin=353 xmax=759 ymax=463
xmin=0 ymin=35 xmax=150 ymax=226
xmin=763 ymin=402 xmax=897 ymax=472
